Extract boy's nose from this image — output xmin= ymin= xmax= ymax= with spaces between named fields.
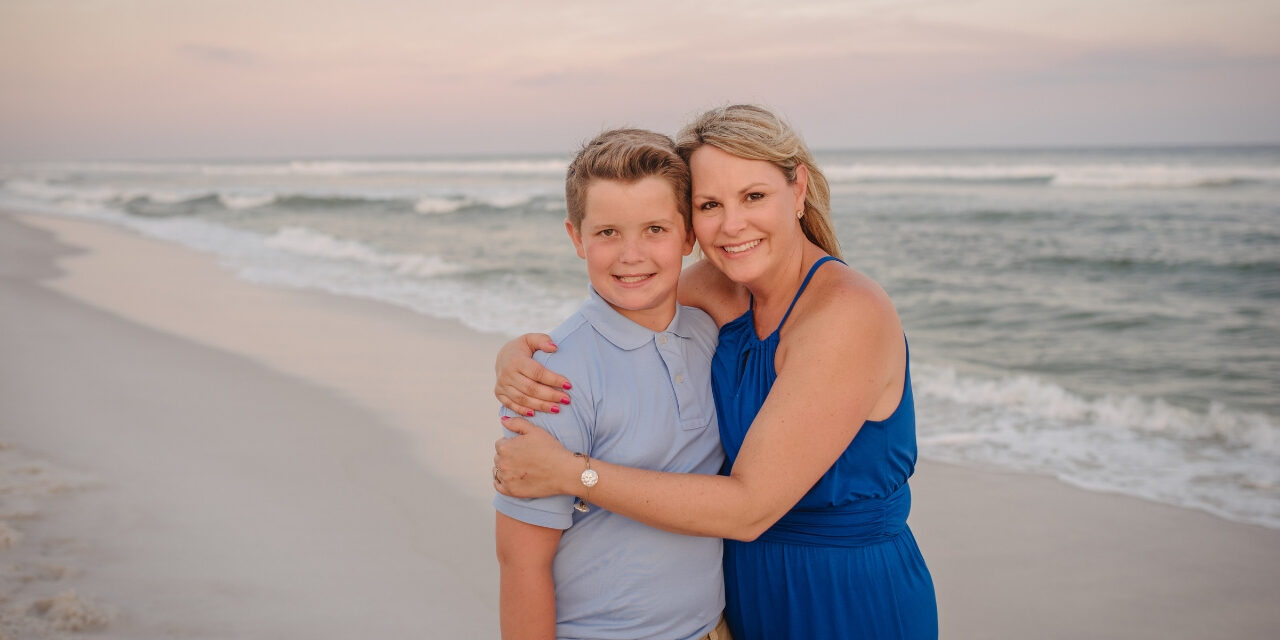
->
xmin=619 ymin=237 xmax=644 ymax=262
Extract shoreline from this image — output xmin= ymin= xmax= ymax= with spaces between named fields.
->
xmin=3 ymin=209 xmax=1278 ymax=638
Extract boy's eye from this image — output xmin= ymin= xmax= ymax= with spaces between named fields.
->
xmin=599 ymin=229 xmax=616 ymax=237
xmin=648 ymin=225 xmax=665 ymax=234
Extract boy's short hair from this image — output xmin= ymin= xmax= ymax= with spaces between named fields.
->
xmin=565 ymin=129 xmax=692 ymax=231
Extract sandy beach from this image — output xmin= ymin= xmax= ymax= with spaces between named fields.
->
xmin=2 ymin=209 xmax=1278 ymax=639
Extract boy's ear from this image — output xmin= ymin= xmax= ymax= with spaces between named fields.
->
xmin=681 ymin=225 xmax=695 ymax=256
xmin=565 ymin=219 xmax=587 ymax=260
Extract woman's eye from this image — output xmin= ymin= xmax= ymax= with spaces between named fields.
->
xmin=746 ymin=192 xmax=765 ymax=202
xmin=699 ymin=201 xmax=719 ymax=211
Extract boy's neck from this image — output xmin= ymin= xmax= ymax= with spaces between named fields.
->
xmin=602 ymin=299 xmax=677 ymax=333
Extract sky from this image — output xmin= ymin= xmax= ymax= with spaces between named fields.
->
xmin=2 ymin=0 xmax=1279 ymax=160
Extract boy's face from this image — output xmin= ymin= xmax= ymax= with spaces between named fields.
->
xmin=566 ymin=176 xmax=694 ymax=332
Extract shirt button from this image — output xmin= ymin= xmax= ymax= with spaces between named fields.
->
xmin=675 ymin=374 xmax=684 ymax=383
xmin=659 ymin=335 xmax=667 ymax=345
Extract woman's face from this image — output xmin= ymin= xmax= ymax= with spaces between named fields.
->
xmin=688 ymin=145 xmax=808 ymax=287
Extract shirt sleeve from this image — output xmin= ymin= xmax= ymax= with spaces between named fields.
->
xmin=492 ymin=353 xmax=593 ymax=531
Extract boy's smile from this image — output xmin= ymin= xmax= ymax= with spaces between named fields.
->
xmin=567 ymin=176 xmax=693 ymax=332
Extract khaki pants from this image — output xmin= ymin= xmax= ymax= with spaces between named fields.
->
xmin=699 ymin=615 xmax=732 ymax=640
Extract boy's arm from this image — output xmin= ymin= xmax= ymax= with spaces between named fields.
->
xmin=496 ymin=512 xmax=562 ymax=640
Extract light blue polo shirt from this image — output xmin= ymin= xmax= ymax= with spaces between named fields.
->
xmin=494 ymin=286 xmax=725 ymax=640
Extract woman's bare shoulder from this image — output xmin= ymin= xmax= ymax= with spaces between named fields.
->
xmin=679 ymin=259 xmax=748 ymax=326
xmin=792 ymin=260 xmax=901 ymax=340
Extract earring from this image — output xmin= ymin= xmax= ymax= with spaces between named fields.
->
xmin=796 ymin=210 xmax=804 ymax=219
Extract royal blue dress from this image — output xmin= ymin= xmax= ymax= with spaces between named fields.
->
xmin=712 ymin=256 xmax=938 ymax=639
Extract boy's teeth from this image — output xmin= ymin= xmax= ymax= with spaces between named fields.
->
xmin=724 ymin=240 xmax=761 ymax=254
xmin=617 ymin=275 xmax=649 ymax=283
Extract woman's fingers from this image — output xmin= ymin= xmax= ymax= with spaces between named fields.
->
xmin=493 ymin=333 xmax=572 ymax=416
xmin=516 ymin=359 xmax=571 ymax=404
xmin=522 ymin=332 xmax=559 ymax=354
xmin=494 ymin=364 xmax=571 ymax=416
xmin=495 ymin=391 xmax=536 ymax=417
xmin=493 ymin=418 xmax=562 ymax=498
xmin=525 ymin=357 xmax=572 ymax=395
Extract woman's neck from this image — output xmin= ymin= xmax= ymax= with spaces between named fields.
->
xmin=746 ymin=242 xmax=824 ymax=337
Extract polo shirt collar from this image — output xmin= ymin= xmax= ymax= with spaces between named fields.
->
xmin=581 ymin=286 xmax=692 ymax=351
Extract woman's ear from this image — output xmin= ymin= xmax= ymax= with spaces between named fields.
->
xmin=792 ymin=164 xmax=809 ymax=213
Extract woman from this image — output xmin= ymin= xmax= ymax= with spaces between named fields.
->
xmin=494 ymin=105 xmax=937 ymax=639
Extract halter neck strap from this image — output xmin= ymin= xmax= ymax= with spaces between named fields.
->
xmin=779 ymin=255 xmax=843 ymax=330
xmin=750 ymin=255 xmax=844 ymax=334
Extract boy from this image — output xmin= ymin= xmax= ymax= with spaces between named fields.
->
xmin=493 ymin=129 xmax=725 ymax=640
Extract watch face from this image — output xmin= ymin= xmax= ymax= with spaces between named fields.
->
xmin=581 ymin=468 xmax=599 ymax=488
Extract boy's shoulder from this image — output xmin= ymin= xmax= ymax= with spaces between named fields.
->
xmin=673 ymin=303 xmax=719 ymax=358
xmin=534 ymin=309 xmax=595 ymax=368
xmin=675 ymin=303 xmax=717 ymax=337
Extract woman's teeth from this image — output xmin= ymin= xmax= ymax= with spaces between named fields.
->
xmin=723 ymin=239 xmax=761 ymax=254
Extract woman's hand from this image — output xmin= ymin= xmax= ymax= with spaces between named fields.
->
xmin=495 ymin=333 xmax=573 ymax=417
xmin=493 ymin=417 xmax=577 ymax=499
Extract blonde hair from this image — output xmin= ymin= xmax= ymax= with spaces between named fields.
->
xmin=675 ymin=105 xmax=841 ymax=259
xmin=564 ymin=128 xmax=692 ymax=230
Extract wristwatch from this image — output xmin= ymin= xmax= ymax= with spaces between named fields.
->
xmin=573 ymin=452 xmax=597 ymax=513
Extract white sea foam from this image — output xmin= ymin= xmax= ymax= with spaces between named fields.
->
xmin=264 ymin=226 xmax=463 ymax=279
xmin=1049 ymin=164 xmax=1280 ymax=188
xmin=2 ymin=179 xmax=120 ymax=204
xmin=139 ymin=189 xmax=207 ymax=204
xmin=414 ymin=194 xmax=536 ymax=213
xmin=199 ymin=159 xmax=567 ymax=177
xmin=914 ymin=365 xmax=1279 ymax=454
xmin=822 ymin=162 xmax=1280 ymax=188
xmin=413 ymin=197 xmax=465 ymax=214
xmin=485 ymin=194 xmax=535 ymax=209
xmin=824 ymin=164 xmax=1056 ymax=182
xmin=913 ymin=363 xmax=1280 ymax=528
xmin=218 ymin=192 xmax=277 ymax=210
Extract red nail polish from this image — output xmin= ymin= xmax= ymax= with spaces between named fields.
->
xmin=548 ymin=341 xmax=557 ymax=348
xmin=561 ymin=396 xmax=570 ymax=404
xmin=526 ymin=410 xmax=534 ymax=417
xmin=550 ymin=405 xmax=560 ymax=414
xmin=562 ymin=382 xmax=573 ymax=390
xmin=501 ymin=416 xmax=510 ymax=421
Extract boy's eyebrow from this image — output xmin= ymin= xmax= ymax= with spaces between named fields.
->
xmin=585 ymin=216 xmax=681 ymax=230
xmin=692 ymin=182 xmax=769 ymax=200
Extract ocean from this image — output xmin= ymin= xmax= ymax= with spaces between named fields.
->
xmin=3 ymin=145 xmax=1277 ymax=528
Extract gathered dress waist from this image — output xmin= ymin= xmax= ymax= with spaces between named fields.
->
xmin=756 ymin=484 xmax=911 ymax=548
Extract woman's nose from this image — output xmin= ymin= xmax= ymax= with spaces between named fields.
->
xmin=721 ymin=204 xmax=748 ymax=235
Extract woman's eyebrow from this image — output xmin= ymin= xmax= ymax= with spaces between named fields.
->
xmin=693 ymin=182 xmax=769 ymax=200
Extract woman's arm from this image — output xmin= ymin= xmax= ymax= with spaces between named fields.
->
xmin=495 ymin=512 xmax=561 ymax=640
xmin=496 ymin=275 xmax=903 ymax=541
